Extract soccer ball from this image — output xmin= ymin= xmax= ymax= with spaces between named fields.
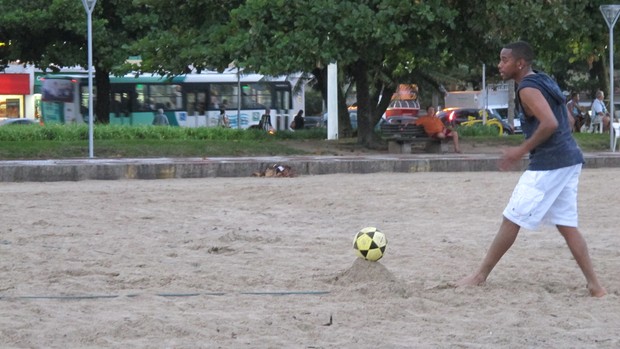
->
xmin=353 ymin=227 xmax=387 ymax=261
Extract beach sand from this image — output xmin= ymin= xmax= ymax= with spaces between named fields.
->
xmin=1 ymin=169 xmax=619 ymax=348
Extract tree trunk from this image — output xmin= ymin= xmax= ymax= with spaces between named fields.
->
xmin=590 ymin=55 xmax=608 ymax=98
xmin=373 ymin=83 xmax=395 ymax=126
xmin=338 ymin=84 xmax=352 ymax=138
xmin=352 ymin=61 xmax=377 ymax=147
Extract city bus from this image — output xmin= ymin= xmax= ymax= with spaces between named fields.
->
xmin=40 ymin=71 xmax=295 ymax=129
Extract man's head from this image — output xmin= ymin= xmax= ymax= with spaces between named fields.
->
xmin=426 ymin=106 xmax=436 ymax=117
xmin=596 ymin=90 xmax=604 ymax=100
xmin=504 ymin=41 xmax=535 ymax=64
xmin=498 ymin=41 xmax=535 ymax=82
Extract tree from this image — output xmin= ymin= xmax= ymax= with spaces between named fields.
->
xmin=0 ymin=0 xmax=85 ymax=69
xmin=217 ymin=0 xmax=457 ymax=146
xmin=442 ymin=0 xmax=617 ymax=98
xmin=0 ymin=0 xmax=155 ymax=123
xmin=4 ymin=0 xmax=617 ymax=134
xmin=128 ymin=0 xmax=245 ymax=75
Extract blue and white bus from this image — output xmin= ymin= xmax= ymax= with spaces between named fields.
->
xmin=40 ymin=71 xmax=295 ymax=129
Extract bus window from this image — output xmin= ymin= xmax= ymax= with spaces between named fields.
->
xmin=42 ymin=79 xmax=75 ymax=102
xmin=135 ymin=83 xmax=149 ymax=111
xmin=173 ymin=85 xmax=183 ymax=109
xmin=148 ymin=84 xmax=181 ymax=110
xmin=275 ymin=89 xmax=291 ymax=111
xmin=185 ymin=91 xmax=206 ymax=115
xmin=210 ymin=84 xmax=238 ymax=110
xmin=80 ymin=85 xmax=97 ymax=117
xmin=186 ymin=93 xmax=196 ymax=115
xmin=111 ymin=92 xmax=132 ymax=117
xmin=241 ymin=83 xmax=269 ymax=109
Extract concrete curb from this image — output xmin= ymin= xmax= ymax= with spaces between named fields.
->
xmin=1 ymin=152 xmax=620 ymax=182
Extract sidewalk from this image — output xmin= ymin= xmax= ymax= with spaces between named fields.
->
xmin=1 ymin=152 xmax=620 ymax=182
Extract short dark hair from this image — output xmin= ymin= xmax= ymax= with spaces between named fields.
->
xmin=504 ymin=41 xmax=535 ymax=65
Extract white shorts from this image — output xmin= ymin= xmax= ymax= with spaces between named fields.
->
xmin=503 ymin=164 xmax=581 ymax=230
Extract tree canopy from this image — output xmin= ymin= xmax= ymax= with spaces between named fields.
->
xmin=1 ymin=0 xmax=618 ymax=144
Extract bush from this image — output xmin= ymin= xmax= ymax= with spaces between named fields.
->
xmin=456 ymin=124 xmax=502 ymax=137
xmin=0 ymin=124 xmax=327 ymax=142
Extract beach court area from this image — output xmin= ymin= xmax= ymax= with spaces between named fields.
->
xmin=1 ymin=169 xmax=619 ymax=348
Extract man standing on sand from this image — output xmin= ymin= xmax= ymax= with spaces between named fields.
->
xmin=455 ymin=41 xmax=606 ymax=297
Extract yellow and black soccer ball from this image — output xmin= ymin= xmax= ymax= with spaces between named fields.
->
xmin=353 ymin=227 xmax=387 ymax=261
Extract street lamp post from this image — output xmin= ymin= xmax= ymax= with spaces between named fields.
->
xmin=600 ymin=5 xmax=620 ymax=151
xmin=327 ymin=62 xmax=338 ymax=140
xmin=82 ymin=0 xmax=97 ymax=158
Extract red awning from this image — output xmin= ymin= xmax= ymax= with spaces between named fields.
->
xmin=0 ymin=74 xmax=30 ymax=94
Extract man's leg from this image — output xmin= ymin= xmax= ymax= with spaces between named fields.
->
xmin=441 ymin=129 xmax=461 ymax=153
xmin=456 ymin=217 xmax=520 ymax=286
xmin=451 ymin=130 xmax=461 ymax=153
xmin=556 ymin=225 xmax=606 ymax=297
xmin=603 ymin=115 xmax=611 ymax=133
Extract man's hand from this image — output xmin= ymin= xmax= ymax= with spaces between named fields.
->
xmin=499 ymin=146 xmax=526 ymax=171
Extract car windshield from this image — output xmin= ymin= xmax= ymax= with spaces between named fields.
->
xmin=387 ymin=117 xmax=415 ymax=124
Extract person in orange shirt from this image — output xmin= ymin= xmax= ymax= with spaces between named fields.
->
xmin=415 ymin=106 xmax=461 ymax=153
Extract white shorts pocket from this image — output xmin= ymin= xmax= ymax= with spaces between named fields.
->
xmin=508 ymin=184 xmax=545 ymax=218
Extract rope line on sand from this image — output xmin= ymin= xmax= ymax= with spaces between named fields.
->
xmin=0 ymin=290 xmax=330 ymax=300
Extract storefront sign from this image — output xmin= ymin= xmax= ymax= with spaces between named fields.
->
xmin=0 ymin=74 xmax=30 ymax=94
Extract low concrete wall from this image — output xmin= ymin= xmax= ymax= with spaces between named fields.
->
xmin=0 ymin=153 xmax=619 ymax=182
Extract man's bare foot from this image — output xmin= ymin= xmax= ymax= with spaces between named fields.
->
xmin=455 ymin=273 xmax=486 ymax=287
xmin=588 ymin=284 xmax=607 ymax=298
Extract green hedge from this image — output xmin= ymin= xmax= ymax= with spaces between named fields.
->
xmin=0 ymin=124 xmax=328 ymax=142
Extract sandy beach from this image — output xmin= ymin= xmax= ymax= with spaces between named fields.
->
xmin=1 ymin=169 xmax=619 ymax=348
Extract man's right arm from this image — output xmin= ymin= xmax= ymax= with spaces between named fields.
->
xmin=500 ymin=87 xmax=558 ymax=171
xmin=593 ymin=100 xmax=604 ymax=116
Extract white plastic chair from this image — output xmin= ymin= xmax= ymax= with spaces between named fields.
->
xmin=612 ymin=122 xmax=620 ymax=152
xmin=588 ymin=111 xmax=604 ymax=133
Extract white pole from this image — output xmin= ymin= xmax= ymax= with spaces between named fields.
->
xmin=600 ymin=5 xmax=620 ymax=151
xmin=82 ymin=0 xmax=97 ymax=158
xmin=237 ymin=66 xmax=241 ymax=129
xmin=482 ymin=63 xmax=487 ymax=124
xmin=327 ymin=62 xmax=338 ymax=140
xmin=609 ymin=26 xmax=615 ymax=151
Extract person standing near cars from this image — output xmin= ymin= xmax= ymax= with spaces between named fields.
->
xmin=258 ymin=108 xmax=273 ymax=132
xmin=152 ymin=108 xmax=169 ymax=126
xmin=455 ymin=41 xmax=606 ymax=297
xmin=218 ymin=99 xmax=230 ymax=128
xmin=290 ymin=110 xmax=305 ymax=130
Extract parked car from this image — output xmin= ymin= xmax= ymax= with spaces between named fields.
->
xmin=488 ymin=107 xmax=522 ymax=134
xmin=436 ymin=108 xmax=514 ymax=135
xmin=303 ymin=115 xmax=324 ymax=129
xmin=322 ymin=110 xmax=358 ymax=130
xmin=0 ymin=118 xmax=39 ymax=126
xmin=374 ymin=115 xmax=417 ymax=131
xmin=504 ymin=116 xmax=522 ymax=134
